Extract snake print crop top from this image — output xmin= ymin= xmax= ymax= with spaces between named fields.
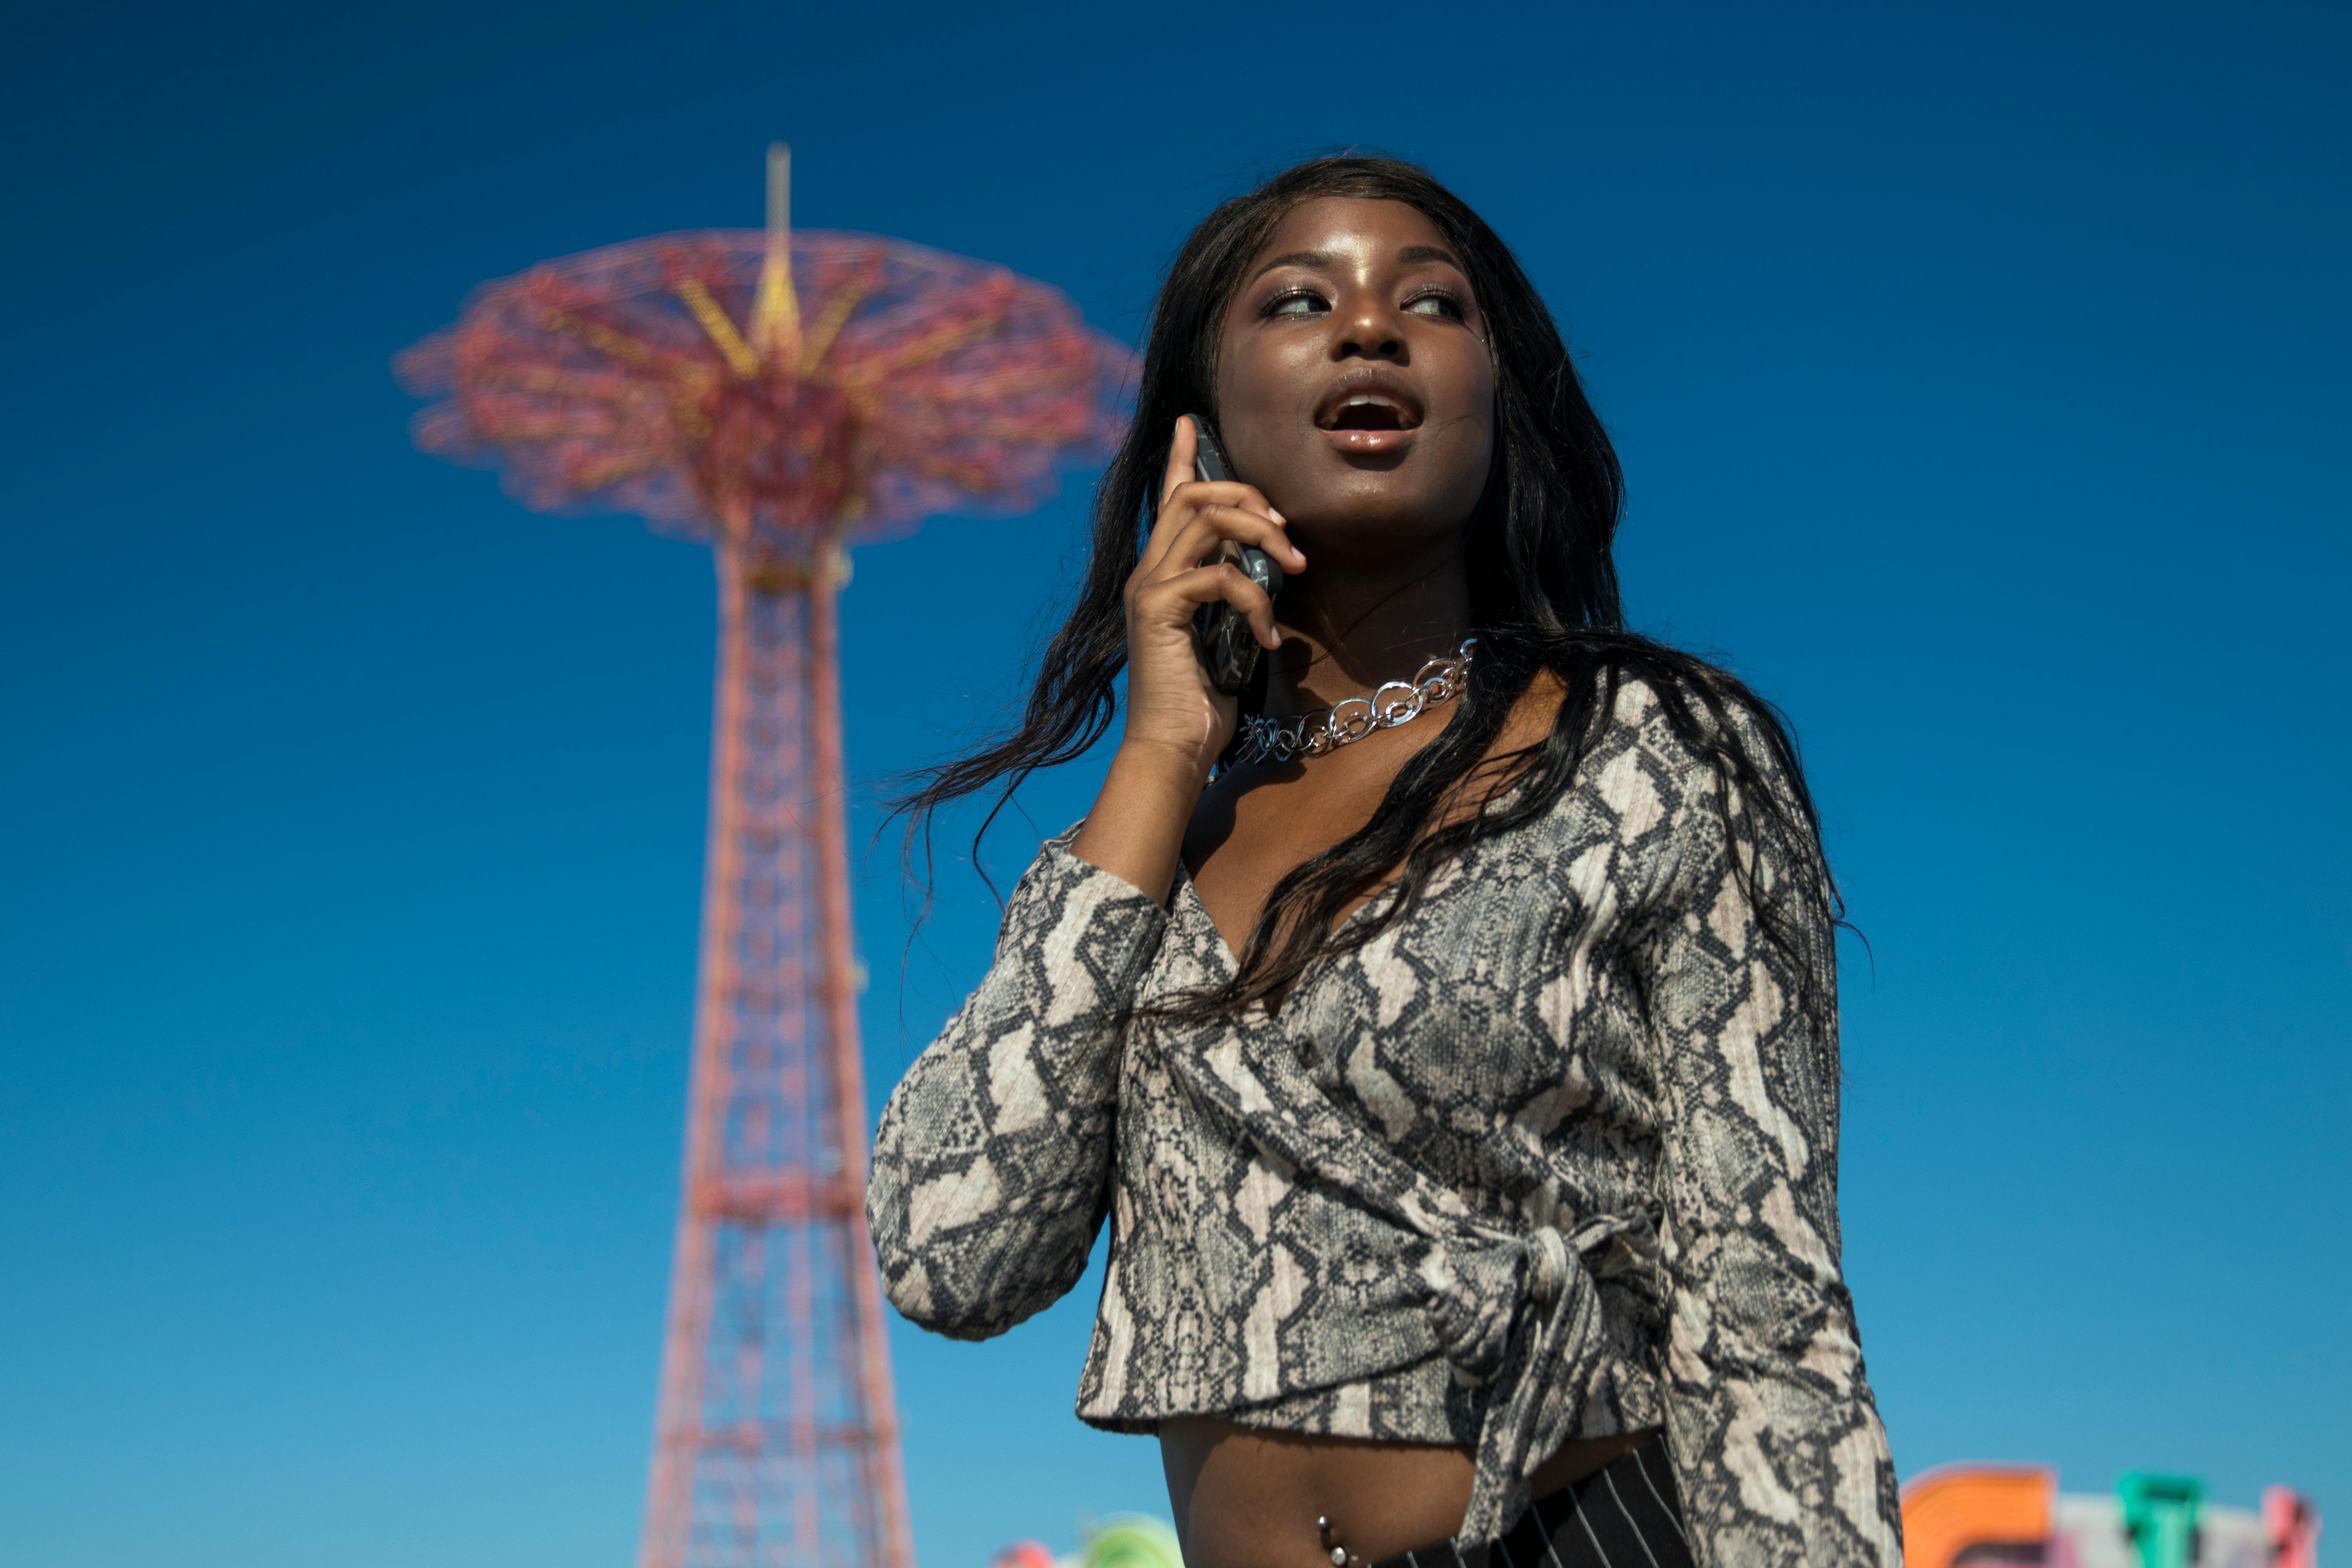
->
xmin=867 ymin=679 xmax=1904 ymax=1565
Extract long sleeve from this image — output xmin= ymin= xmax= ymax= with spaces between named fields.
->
xmin=1644 ymin=750 xmax=1904 ymax=1567
xmin=866 ymin=830 xmax=1169 ymax=1341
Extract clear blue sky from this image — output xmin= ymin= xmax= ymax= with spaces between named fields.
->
xmin=2 ymin=3 xmax=2344 ymax=1565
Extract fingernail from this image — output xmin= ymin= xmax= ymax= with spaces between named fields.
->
xmin=1269 ymin=508 xmax=1287 ymax=524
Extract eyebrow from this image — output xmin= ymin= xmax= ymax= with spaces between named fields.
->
xmin=1249 ymin=249 xmax=1331 ymax=282
xmin=1248 ymin=243 xmax=1468 ymax=284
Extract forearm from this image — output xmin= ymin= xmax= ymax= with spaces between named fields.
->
xmin=1659 ymin=1063 xmax=1902 ymax=1566
xmin=1662 ymin=1331 xmax=1901 ymax=1568
xmin=1071 ymin=739 xmax=1211 ymax=904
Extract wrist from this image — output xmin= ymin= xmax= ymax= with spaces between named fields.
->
xmin=1110 ymin=734 xmax=1218 ymax=795
xmin=1071 ymin=739 xmax=1212 ymax=905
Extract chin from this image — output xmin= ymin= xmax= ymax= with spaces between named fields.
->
xmin=1293 ymin=493 xmax=1468 ymax=563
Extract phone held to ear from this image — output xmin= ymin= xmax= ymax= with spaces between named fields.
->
xmin=1183 ymin=416 xmax=1285 ymax=694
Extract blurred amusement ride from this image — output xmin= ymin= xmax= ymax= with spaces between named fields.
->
xmin=396 ymin=146 xmax=2321 ymax=1568
xmin=400 ymin=144 xmax=1127 ymax=1568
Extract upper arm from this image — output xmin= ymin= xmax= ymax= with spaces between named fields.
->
xmin=1647 ymin=738 xmax=1844 ymax=1339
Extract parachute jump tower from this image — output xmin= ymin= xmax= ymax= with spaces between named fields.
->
xmin=400 ymin=146 xmax=1127 ymax=1568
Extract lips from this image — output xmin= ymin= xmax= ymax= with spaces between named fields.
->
xmin=1314 ymin=372 xmax=1425 ymax=433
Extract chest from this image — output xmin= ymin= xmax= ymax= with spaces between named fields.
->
xmin=1181 ymin=722 xmax=1466 ymax=963
xmin=1182 ymin=673 xmax=1579 ymax=964
xmin=1144 ymin=826 xmax=1661 ymax=1199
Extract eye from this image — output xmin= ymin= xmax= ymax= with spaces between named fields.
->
xmin=1405 ymin=289 xmax=1468 ymax=321
xmin=1265 ymin=289 xmax=1329 ymax=318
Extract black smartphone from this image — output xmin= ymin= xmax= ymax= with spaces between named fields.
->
xmin=1182 ymin=416 xmax=1284 ymax=694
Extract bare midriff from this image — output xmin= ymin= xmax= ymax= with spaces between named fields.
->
xmin=1158 ymin=1418 xmax=1662 ymax=1568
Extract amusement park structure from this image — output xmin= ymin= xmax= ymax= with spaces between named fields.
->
xmin=1902 ymin=1463 xmax=2320 ymax=1568
xmin=399 ymin=145 xmax=1128 ymax=1568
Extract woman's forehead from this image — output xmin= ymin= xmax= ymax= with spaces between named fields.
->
xmin=1250 ymin=196 xmax=1456 ymax=269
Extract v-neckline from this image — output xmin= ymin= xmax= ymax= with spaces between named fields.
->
xmin=1172 ymin=858 xmax=1401 ymax=987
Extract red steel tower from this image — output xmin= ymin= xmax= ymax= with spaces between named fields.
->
xmin=398 ymin=146 xmax=1127 ymax=1568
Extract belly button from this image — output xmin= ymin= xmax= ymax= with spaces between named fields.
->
xmin=1316 ymin=1517 xmax=1362 ymax=1568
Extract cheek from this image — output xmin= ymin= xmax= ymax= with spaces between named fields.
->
xmin=1420 ymin=325 xmax=1492 ymax=417
xmin=1450 ymin=358 xmax=1497 ymax=468
xmin=1218 ymin=333 xmax=1311 ymax=423
xmin=1216 ymin=354 xmax=1271 ymax=424
xmin=1214 ymin=336 xmax=1327 ymax=486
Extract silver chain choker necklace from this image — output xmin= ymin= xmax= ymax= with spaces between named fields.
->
xmin=1229 ymin=637 xmax=1479 ymax=766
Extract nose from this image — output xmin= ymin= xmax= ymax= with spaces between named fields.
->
xmin=1335 ymin=289 xmax=1406 ymax=362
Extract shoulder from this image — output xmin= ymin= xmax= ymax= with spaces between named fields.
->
xmin=1492 ymin=661 xmax=1742 ymax=791
xmin=1502 ymin=663 xmax=1746 ymax=813
xmin=1507 ymin=653 xmax=1822 ymax=873
xmin=1598 ymin=662 xmax=1793 ymax=774
xmin=1584 ymin=661 xmax=1815 ymax=834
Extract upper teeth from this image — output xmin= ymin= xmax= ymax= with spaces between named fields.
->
xmin=1347 ymin=395 xmax=1397 ymax=408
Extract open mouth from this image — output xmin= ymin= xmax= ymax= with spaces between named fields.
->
xmin=1315 ymin=379 xmax=1425 ymax=433
xmin=1328 ymin=396 xmax=1413 ymax=430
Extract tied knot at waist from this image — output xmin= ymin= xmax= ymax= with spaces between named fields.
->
xmin=1419 ymin=1222 xmax=1620 ymax=1545
xmin=1154 ymin=1027 xmax=1651 ymax=1547
xmin=1425 ymin=1223 xmax=1574 ymax=1379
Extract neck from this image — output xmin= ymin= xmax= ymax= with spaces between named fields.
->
xmin=1263 ymin=542 xmax=1474 ymax=718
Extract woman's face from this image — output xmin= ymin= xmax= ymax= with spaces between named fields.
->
xmin=1214 ymin=196 xmax=1495 ymax=569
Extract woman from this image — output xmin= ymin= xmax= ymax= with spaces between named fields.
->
xmin=868 ymin=156 xmax=1903 ymax=1568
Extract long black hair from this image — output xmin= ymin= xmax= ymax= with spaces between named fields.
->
xmin=896 ymin=155 xmax=1838 ymax=1026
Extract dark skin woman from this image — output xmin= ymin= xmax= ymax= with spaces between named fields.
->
xmin=874 ymin=157 xmax=1904 ymax=1568
xmin=1083 ymin=196 xmax=1656 ymax=1564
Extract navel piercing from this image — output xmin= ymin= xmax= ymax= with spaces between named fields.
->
xmin=1316 ymin=1516 xmax=1361 ymax=1568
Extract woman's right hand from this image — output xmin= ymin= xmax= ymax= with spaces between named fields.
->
xmin=1071 ymin=417 xmax=1305 ymax=902
xmin=1116 ymin=416 xmax=1306 ymax=781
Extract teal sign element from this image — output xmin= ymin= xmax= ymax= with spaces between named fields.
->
xmin=2117 ymin=1472 xmax=2205 ymax=1568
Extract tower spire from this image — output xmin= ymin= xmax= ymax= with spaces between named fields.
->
xmin=751 ymin=142 xmax=802 ymax=368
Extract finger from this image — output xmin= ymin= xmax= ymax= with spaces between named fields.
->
xmin=1156 ymin=505 xmax=1307 ymax=576
xmin=1136 ymin=563 xmax=1282 ymax=650
xmin=1158 ymin=415 xmax=1198 ymax=516
xmin=1144 ymin=416 xmax=1290 ymax=554
xmin=1143 ymin=484 xmax=1298 ymax=583
xmin=1166 ymin=479 xmax=1286 ymax=526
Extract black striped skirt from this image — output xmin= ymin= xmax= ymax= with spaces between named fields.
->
xmin=1368 ymin=1438 xmax=1693 ymax=1568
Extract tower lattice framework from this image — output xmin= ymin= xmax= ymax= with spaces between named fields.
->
xmin=398 ymin=145 xmax=1128 ymax=1568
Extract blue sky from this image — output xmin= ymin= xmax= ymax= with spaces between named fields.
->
xmin=2 ymin=3 xmax=2345 ymax=1565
